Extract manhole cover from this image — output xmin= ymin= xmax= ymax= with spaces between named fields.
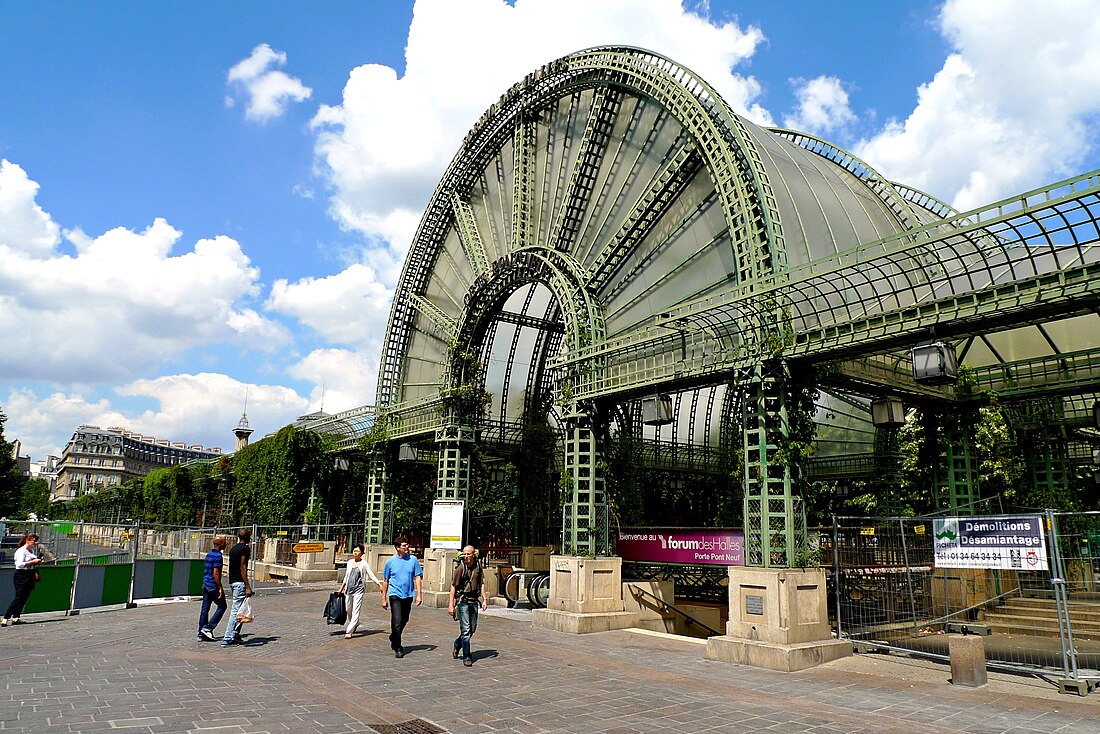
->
xmin=370 ymin=719 xmax=446 ymax=734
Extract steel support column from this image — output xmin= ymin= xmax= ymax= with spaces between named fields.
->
xmin=364 ymin=453 xmax=390 ymax=545
xmin=1026 ymin=430 xmax=1070 ymax=508
xmin=874 ymin=426 xmax=903 ymax=516
xmin=561 ymin=414 xmax=609 ymax=556
xmin=436 ymin=423 xmax=474 ymax=502
xmin=938 ymin=423 xmax=979 ymax=513
xmin=742 ymin=362 xmax=806 ymax=567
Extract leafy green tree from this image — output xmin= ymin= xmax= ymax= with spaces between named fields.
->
xmin=0 ymin=407 xmax=24 ymax=517
xmin=20 ymin=478 xmax=51 ymax=519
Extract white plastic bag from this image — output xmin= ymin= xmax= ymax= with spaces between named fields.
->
xmin=237 ymin=597 xmax=255 ymax=623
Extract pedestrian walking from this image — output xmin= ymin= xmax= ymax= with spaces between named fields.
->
xmin=380 ymin=537 xmax=422 ymax=658
xmin=3 ymin=533 xmax=43 ymax=626
xmin=339 ymin=544 xmax=379 ymax=638
xmin=197 ymin=535 xmax=227 ymax=641
xmin=221 ymin=528 xmax=253 ymax=647
xmin=448 ymin=545 xmax=487 ymax=667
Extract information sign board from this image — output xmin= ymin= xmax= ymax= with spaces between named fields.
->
xmin=293 ymin=542 xmax=325 ymax=554
xmin=430 ymin=500 xmax=464 ymax=550
xmin=933 ymin=515 xmax=1048 ymax=570
xmin=617 ymin=528 xmax=744 ymax=566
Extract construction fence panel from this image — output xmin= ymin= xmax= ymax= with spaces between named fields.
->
xmin=831 ymin=512 xmax=1100 ymax=685
xmin=1051 ymin=511 xmax=1100 ymax=684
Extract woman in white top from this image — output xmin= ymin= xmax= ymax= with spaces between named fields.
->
xmin=338 ymin=545 xmax=379 ymax=639
xmin=3 ymin=533 xmax=43 ymax=626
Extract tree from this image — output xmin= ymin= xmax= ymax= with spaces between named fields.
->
xmin=20 ymin=478 xmax=51 ymax=519
xmin=0 ymin=407 xmax=25 ymax=517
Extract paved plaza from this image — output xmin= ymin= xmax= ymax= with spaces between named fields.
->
xmin=0 ymin=583 xmax=1096 ymax=733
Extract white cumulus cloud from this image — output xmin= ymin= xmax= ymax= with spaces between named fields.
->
xmin=857 ymin=0 xmax=1100 ymax=210
xmin=266 ymin=263 xmax=392 ymax=348
xmin=227 ymin=43 xmax=313 ymax=122
xmin=784 ymin=76 xmax=856 ymax=137
xmin=0 ymin=160 xmax=61 ymax=256
xmin=287 ymin=349 xmax=380 ymax=415
xmin=0 ymin=164 xmax=287 ymax=385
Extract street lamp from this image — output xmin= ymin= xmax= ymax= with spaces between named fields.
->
xmin=911 ymin=342 xmax=958 ymax=384
xmin=641 ymin=394 xmax=673 ymax=426
xmin=871 ymin=397 xmax=906 ymax=427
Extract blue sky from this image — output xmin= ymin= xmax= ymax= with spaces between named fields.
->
xmin=2 ymin=0 xmax=1099 ymax=461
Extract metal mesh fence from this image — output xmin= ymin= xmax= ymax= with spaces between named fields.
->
xmin=831 ymin=512 xmax=1100 ymax=683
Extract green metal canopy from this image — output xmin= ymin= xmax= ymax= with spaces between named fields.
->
xmin=353 ymin=47 xmax=1099 ymax=563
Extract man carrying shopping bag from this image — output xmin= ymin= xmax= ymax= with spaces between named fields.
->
xmin=221 ymin=528 xmax=253 ymax=647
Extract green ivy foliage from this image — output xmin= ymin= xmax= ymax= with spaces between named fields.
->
xmin=230 ymin=425 xmax=331 ymax=525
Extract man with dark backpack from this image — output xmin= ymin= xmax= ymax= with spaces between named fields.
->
xmin=447 ymin=545 xmax=487 ymax=667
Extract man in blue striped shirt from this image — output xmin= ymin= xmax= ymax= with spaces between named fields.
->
xmin=197 ymin=535 xmax=226 ymax=641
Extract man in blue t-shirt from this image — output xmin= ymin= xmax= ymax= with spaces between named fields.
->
xmin=381 ymin=537 xmax=423 ymax=658
xmin=197 ymin=535 xmax=226 ymax=641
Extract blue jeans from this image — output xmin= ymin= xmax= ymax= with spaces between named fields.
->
xmin=198 ymin=585 xmax=226 ymax=635
xmin=453 ymin=600 xmax=479 ymax=660
xmin=222 ymin=582 xmax=246 ymax=642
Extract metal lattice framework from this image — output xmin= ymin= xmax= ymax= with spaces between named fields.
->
xmin=360 ymin=46 xmax=1100 ymax=566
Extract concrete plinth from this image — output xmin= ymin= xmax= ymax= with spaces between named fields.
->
xmin=706 ymin=634 xmax=850 ymax=672
xmin=948 ymin=634 xmax=988 ymax=687
xmin=531 ymin=608 xmax=639 ymax=634
xmin=705 ymin=566 xmax=850 ymax=671
xmin=531 ymin=555 xmax=639 ymax=634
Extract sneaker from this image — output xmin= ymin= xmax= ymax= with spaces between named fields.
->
xmin=394 ymin=649 xmax=404 ymax=659
xmin=463 ymin=657 xmax=473 ymax=667
xmin=344 ymin=633 xmax=353 ymax=639
xmin=200 ymin=629 xmax=216 ymax=641
xmin=11 ymin=618 xmax=19 ymax=625
xmin=0 ymin=619 xmax=7 ymax=627
xmin=220 ymin=639 xmax=237 ymax=647
xmin=452 ymin=646 xmax=460 ymax=659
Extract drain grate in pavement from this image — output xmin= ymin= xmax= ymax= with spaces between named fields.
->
xmin=369 ymin=719 xmax=446 ymax=734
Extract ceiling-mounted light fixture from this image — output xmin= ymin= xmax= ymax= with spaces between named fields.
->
xmin=641 ymin=394 xmax=673 ymax=426
xmin=912 ymin=342 xmax=958 ymax=385
xmin=871 ymin=397 xmax=906 ymax=427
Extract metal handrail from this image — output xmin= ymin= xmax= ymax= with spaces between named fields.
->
xmin=626 ymin=583 xmax=721 ymax=636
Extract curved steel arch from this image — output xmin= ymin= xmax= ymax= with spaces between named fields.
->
xmin=376 ymin=46 xmax=787 ymax=413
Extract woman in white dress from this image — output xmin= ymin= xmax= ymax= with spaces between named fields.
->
xmin=338 ymin=545 xmax=379 ymax=639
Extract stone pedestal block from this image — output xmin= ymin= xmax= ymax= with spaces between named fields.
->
xmin=725 ymin=566 xmax=831 ymax=645
xmin=531 ymin=555 xmax=639 ymax=634
xmin=706 ymin=566 xmax=850 ymax=671
xmin=521 ymin=546 xmax=553 ymax=571
xmin=422 ymin=547 xmax=456 ymax=593
xmin=948 ymin=634 xmax=988 ymax=687
xmin=295 ymin=541 xmax=336 ymax=571
xmin=364 ymin=544 xmax=393 ymax=581
xmin=544 ymin=555 xmax=626 ymax=615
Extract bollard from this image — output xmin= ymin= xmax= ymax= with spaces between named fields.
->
xmin=948 ymin=633 xmax=987 ymax=687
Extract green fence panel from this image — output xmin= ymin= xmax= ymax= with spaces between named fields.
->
xmin=187 ymin=559 xmax=205 ymax=596
xmin=151 ymin=560 xmax=175 ymax=598
xmin=101 ymin=564 xmax=132 ymax=606
xmin=24 ymin=566 xmax=75 ymax=614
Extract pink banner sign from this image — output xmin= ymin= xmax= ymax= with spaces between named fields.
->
xmin=617 ymin=528 xmax=744 ymax=566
